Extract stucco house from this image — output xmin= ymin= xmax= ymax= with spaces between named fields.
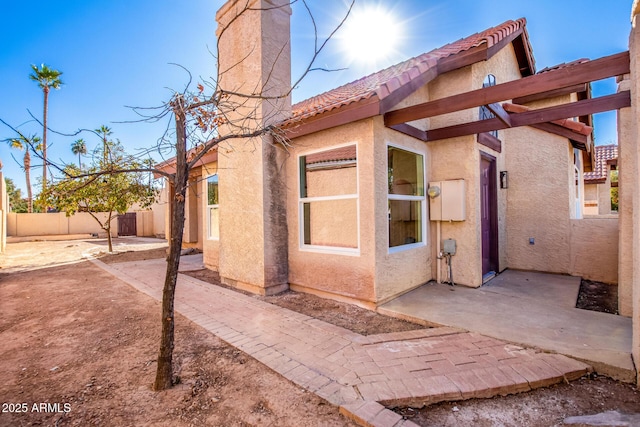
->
xmin=584 ymin=144 xmax=618 ymax=215
xmin=153 ymin=0 xmax=637 ymax=315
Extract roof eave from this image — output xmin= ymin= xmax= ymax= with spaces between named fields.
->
xmin=283 ymin=96 xmax=380 ymax=139
xmin=152 ymin=148 xmax=219 ymax=178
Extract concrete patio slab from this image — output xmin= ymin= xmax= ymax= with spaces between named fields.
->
xmin=378 ymin=270 xmax=634 ymax=382
xmin=481 ymin=270 xmax=581 ymax=308
xmin=178 ymin=254 xmax=205 ymax=272
xmin=91 ymin=257 xmax=593 ymax=427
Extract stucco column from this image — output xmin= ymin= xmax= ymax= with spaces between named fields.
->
xmin=215 ymin=0 xmax=291 ymax=295
xmin=626 ymin=0 xmax=640 ymax=383
xmin=618 ymin=74 xmax=634 ymax=318
xmin=183 ymin=176 xmax=199 ymax=244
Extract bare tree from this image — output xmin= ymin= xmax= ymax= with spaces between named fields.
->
xmin=149 ymin=0 xmax=353 ymax=391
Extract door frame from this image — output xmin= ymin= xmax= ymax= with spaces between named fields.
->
xmin=480 ymin=152 xmax=499 ymax=279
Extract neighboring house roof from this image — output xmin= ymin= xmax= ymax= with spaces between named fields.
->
xmin=537 ymin=58 xmax=590 ymax=74
xmin=290 ymin=18 xmax=534 ymax=125
xmin=584 ymin=144 xmax=618 ymax=184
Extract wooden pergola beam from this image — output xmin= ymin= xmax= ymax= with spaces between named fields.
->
xmin=512 ymin=83 xmax=588 ymax=104
xmin=384 ymin=51 xmax=630 ymax=126
xmin=509 ymin=92 xmax=629 ymax=127
xmin=425 ymin=91 xmax=630 ymax=142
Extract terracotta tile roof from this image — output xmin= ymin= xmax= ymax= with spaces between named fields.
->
xmin=584 ymin=144 xmax=618 ymax=183
xmin=291 ymin=18 xmax=532 ymax=122
xmin=305 ymin=145 xmax=357 ymax=165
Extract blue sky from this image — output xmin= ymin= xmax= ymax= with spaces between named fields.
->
xmin=0 ymin=0 xmax=632 ymax=193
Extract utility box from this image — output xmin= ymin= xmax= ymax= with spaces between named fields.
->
xmin=443 ymin=238 xmax=456 ymax=255
xmin=429 ymin=179 xmax=466 ymax=221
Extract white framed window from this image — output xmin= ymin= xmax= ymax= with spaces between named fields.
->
xmin=299 ymin=144 xmax=359 ymax=255
xmin=207 ymin=174 xmax=219 ymax=239
xmin=573 ymin=148 xmax=584 ymax=219
xmin=387 ymin=144 xmax=426 ymax=252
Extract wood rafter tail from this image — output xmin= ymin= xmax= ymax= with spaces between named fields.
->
xmin=387 ymin=123 xmax=427 ymax=141
xmin=487 ymin=103 xmax=512 ymax=127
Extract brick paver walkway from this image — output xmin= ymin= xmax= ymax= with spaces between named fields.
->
xmin=93 ymin=258 xmax=591 ymax=427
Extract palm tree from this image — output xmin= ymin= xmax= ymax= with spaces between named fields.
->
xmin=95 ymin=125 xmax=112 ymax=164
xmin=71 ymin=139 xmax=87 ymax=167
xmin=7 ymin=135 xmax=42 ymax=213
xmin=29 ymin=64 xmax=63 ymax=193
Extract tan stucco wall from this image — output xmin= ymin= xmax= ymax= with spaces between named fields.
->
xmin=425 ymin=66 xmax=480 ymax=287
xmin=570 ymin=217 xmax=618 ymax=284
xmin=584 ymin=183 xmax=598 ymax=201
xmin=598 ymin=176 xmax=613 ymax=215
xmin=183 ymin=176 xmax=200 ymax=245
xmin=505 ymin=126 xmax=573 ymax=273
xmin=135 ymin=211 xmax=154 ymax=237
xmin=428 ymin=135 xmax=480 ymax=286
xmin=151 ymin=184 xmax=167 ymax=238
xmin=374 ymin=118 xmax=432 ymax=301
xmin=7 ymin=212 xmax=117 ymax=237
xmin=287 ymin=119 xmax=377 ymax=305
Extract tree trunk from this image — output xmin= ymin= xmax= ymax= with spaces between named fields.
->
xmin=42 ymin=86 xmax=49 ymax=194
xmin=24 ymin=150 xmax=33 ymax=213
xmin=103 ymin=135 xmax=108 ymax=164
xmin=154 ymin=95 xmax=189 ymax=391
xmin=106 ymin=212 xmax=113 ymax=253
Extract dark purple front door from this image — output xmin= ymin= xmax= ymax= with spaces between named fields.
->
xmin=480 ymin=153 xmax=498 ymax=277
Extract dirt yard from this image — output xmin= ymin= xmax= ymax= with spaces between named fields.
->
xmin=0 ymin=239 xmax=355 ymax=427
xmin=1 ymin=238 xmax=639 ymax=427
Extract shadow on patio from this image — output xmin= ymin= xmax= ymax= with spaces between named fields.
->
xmin=378 ymin=270 xmax=635 ymax=382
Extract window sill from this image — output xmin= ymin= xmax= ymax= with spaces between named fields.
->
xmin=299 ymin=245 xmax=360 ymax=257
xmin=388 ymin=242 xmax=426 ymax=254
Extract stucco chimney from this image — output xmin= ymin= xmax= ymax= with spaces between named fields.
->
xmin=215 ymin=0 xmax=291 ymax=295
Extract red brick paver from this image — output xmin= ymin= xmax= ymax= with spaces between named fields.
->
xmin=94 ymin=258 xmax=592 ymax=427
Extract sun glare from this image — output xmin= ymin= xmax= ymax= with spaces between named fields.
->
xmin=339 ymin=4 xmax=402 ymax=67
